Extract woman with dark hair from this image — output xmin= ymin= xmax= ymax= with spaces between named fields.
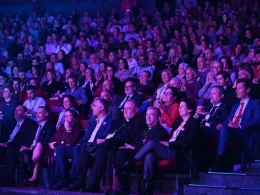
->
xmin=154 ymin=86 xmax=180 ymax=130
xmin=114 ymin=58 xmax=132 ymax=82
xmin=70 ymin=56 xmax=80 ymax=74
xmin=42 ymin=69 xmax=60 ymax=98
xmin=49 ymin=109 xmax=84 ymax=186
xmin=231 ymin=44 xmax=246 ymax=64
xmin=11 ymin=65 xmax=19 ymax=78
xmin=119 ymin=98 xmax=199 ymax=194
xmin=79 ymin=62 xmax=88 ymax=83
xmin=56 ymin=95 xmax=79 ymax=129
xmin=0 ymin=86 xmax=19 ymax=142
xmin=220 ymin=56 xmax=236 ymax=84
xmin=29 ymin=65 xmax=42 ymax=81
xmin=58 ymin=50 xmax=69 ymax=70
xmin=29 ymin=78 xmax=45 ymax=98
xmin=182 ymin=35 xmax=194 ymax=57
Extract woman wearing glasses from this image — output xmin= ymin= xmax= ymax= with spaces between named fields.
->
xmin=153 ymin=86 xmax=180 ymax=132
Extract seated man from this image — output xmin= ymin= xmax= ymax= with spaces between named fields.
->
xmin=195 ymin=86 xmax=230 ymax=141
xmin=88 ymin=90 xmax=122 ymax=124
xmin=0 ymin=105 xmax=38 ymax=186
xmin=20 ymin=106 xmax=56 ymax=186
xmin=136 ymin=70 xmax=156 ymax=98
xmin=63 ymin=99 xmax=148 ymax=192
xmin=211 ymin=78 xmax=260 ymax=171
xmin=131 ymin=55 xmax=154 ymax=79
xmin=114 ymin=80 xmax=145 ymax=110
xmin=23 ymin=85 xmax=46 ymax=121
xmin=216 ymin=71 xmax=239 ymax=108
xmin=51 ymin=98 xmax=113 ymax=190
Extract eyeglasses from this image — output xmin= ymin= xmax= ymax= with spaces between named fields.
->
xmin=65 ymin=115 xmax=73 ymax=117
xmin=124 ymin=86 xmax=133 ymax=89
xmin=123 ymin=107 xmax=134 ymax=111
xmin=164 ymin=92 xmax=173 ymax=96
xmin=145 ymin=113 xmax=157 ymax=118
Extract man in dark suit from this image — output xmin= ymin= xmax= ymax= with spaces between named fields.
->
xmin=114 ymin=80 xmax=145 ymax=109
xmin=20 ymin=106 xmax=56 ymax=185
xmin=196 ymin=86 xmax=230 ymax=141
xmin=136 ymin=71 xmax=156 ymax=99
xmin=52 ymin=98 xmax=113 ymax=190
xmin=0 ymin=105 xmax=38 ymax=186
xmin=216 ymin=71 xmax=239 ymax=108
xmin=212 ymin=78 xmax=260 ymax=171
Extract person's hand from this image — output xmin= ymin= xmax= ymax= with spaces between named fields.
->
xmin=197 ymin=106 xmax=206 ymax=115
xmin=49 ymin=142 xmax=56 ymax=150
xmin=142 ymin=139 xmax=146 ymax=144
xmin=96 ymin=139 xmax=105 ymax=144
xmin=20 ymin=145 xmax=32 ymax=151
xmin=181 ymin=78 xmax=187 ymax=89
xmin=0 ymin=143 xmax=7 ymax=148
xmin=228 ymin=120 xmax=240 ymax=128
xmin=160 ymin=141 xmax=169 ymax=147
xmin=206 ymin=72 xmax=214 ymax=84
xmin=216 ymin=123 xmax=223 ymax=131
xmin=119 ymin=143 xmax=135 ymax=150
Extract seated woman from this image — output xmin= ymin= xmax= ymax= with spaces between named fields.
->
xmin=42 ymin=69 xmax=61 ymax=98
xmin=49 ymin=109 xmax=84 ymax=187
xmin=150 ymin=69 xmax=172 ymax=103
xmin=118 ymin=99 xmax=199 ymax=194
xmin=154 ymin=86 xmax=180 ymax=132
xmin=65 ymin=74 xmax=88 ymax=105
xmin=114 ymin=58 xmax=132 ymax=82
xmin=56 ymin=95 xmax=79 ymax=129
xmin=0 ymin=86 xmax=19 ymax=142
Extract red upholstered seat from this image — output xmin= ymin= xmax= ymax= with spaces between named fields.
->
xmin=46 ymin=98 xmax=61 ymax=106
xmin=134 ymin=160 xmax=177 ymax=172
xmin=81 ymin=120 xmax=88 ymax=128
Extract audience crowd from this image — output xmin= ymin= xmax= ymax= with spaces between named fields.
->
xmin=0 ymin=0 xmax=260 ymax=194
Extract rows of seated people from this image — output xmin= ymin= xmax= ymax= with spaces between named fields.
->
xmin=0 ymin=0 xmax=260 ymax=194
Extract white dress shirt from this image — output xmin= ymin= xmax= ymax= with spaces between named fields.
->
xmin=7 ymin=120 xmax=25 ymax=143
xmin=31 ymin=120 xmax=47 ymax=147
xmin=233 ymin=97 xmax=250 ymax=124
xmin=88 ymin=115 xmax=107 ymax=143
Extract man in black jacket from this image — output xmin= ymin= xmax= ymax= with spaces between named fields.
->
xmin=216 ymin=71 xmax=239 ymax=108
xmin=0 ymin=105 xmax=38 ymax=186
xmin=20 ymin=106 xmax=56 ymax=185
xmin=114 ymin=80 xmax=145 ymax=109
xmin=196 ymin=86 xmax=230 ymax=141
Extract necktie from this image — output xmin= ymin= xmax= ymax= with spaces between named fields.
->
xmin=32 ymin=125 xmax=43 ymax=147
xmin=209 ymin=106 xmax=218 ymax=116
xmin=233 ymin=102 xmax=245 ymax=124
xmin=119 ymin=95 xmax=130 ymax=109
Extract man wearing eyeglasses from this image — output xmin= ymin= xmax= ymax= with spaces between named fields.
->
xmin=116 ymin=80 xmax=144 ymax=109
